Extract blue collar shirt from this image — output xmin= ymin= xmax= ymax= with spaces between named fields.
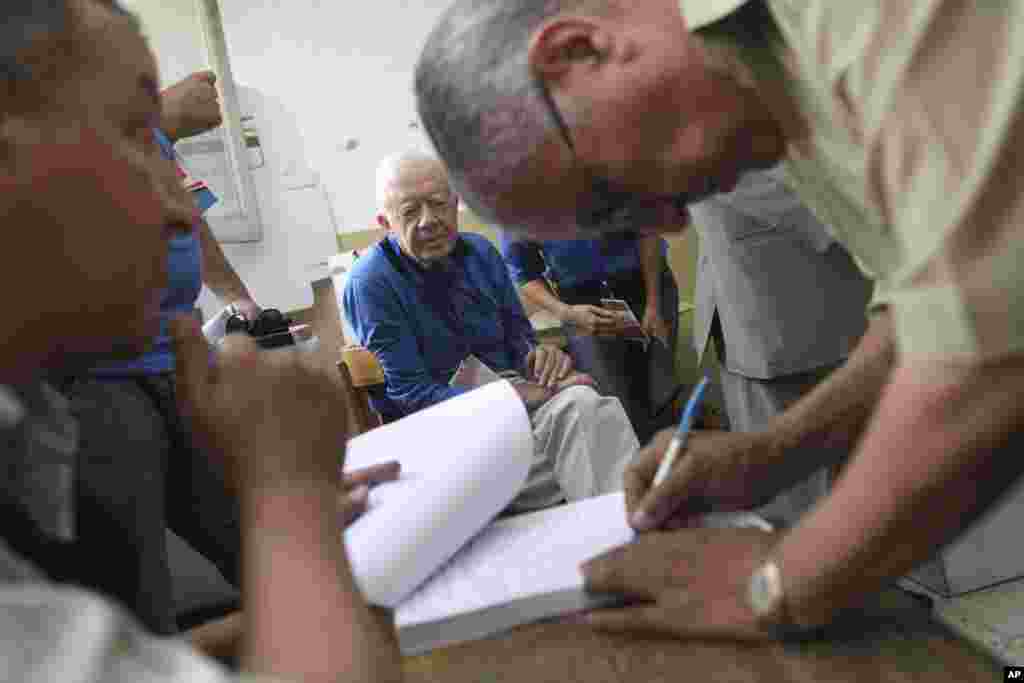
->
xmin=344 ymin=233 xmax=537 ymax=419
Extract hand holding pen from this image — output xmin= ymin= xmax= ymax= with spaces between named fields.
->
xmin=625 ymin=376 xmax=791 ymax=532
xmin=652 ymin=376 xmax=710 ymax=488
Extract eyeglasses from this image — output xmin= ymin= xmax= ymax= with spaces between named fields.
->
xmin=535 ymin=76 xmax=577 ymax=157
xmin=393 ymin=195 xmax=457 ymax=227
xmin=534 ymin=79 xmax=695 ymax=235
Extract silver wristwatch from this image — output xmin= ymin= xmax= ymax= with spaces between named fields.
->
xmin=748 ymin=560 xmax=785 ymax=621
xmin=747 ymin=560 xmax=822 ymax=641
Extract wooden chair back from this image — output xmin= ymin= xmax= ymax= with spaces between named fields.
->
xmin=337 ymin=345 xmax=386 ymax=437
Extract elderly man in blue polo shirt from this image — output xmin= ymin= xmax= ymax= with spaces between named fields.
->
xmin=344 ymin=152 xmax=639 ymax=511
xmin=499 ymin=231 xmax=680 ymax=443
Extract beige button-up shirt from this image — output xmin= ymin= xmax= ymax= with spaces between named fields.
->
xmin=685 ymin=0 xmax=1024 ymax=359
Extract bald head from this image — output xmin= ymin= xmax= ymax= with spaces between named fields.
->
xmin=375 ymin=151 xmax=447 ymax=213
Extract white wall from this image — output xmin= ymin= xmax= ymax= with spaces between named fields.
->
xmin=216 ymin=0 xmax=448 ymax=233
xmin=125 ymin=0 xmax=449 ymax=315
xmin=122 ymin=0 xmax=205 ymax=85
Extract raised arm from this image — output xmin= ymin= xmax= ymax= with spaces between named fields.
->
xmin=171 ymin=317 xmax=401 ymax=683
xmin=197 ymin=216 xmax=260 ymax=318
xmin=154 ymin=123 xmax=261 ymax=321
xmin=161 ymin=71 xmax=222 ymax=144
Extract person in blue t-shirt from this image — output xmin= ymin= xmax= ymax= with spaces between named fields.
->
xmin=499 ymin=232 xmax=680 ymax=444
xmin=58 ymin=73 xmax=260 ymax=635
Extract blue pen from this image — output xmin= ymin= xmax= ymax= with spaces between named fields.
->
xmin=652 ymin=376 xmax=710 ymax=488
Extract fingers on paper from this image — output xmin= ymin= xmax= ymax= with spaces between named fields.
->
xmin=343 ymin=461 xmax=401 ymax=490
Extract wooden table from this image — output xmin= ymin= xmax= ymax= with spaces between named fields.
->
xmin=404 ymin=589 xmax=1002 ymax=682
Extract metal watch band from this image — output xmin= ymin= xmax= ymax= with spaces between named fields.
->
xmin=748 ymin=560 xmax=826 ymax=642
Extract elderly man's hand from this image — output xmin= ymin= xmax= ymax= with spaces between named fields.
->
xmin=580 ymin=527 xmax=781 ymax=641
xmin=626 ymin=429 xmax=787 ymax=532
xmin=338 ymin=461 xmax=400 ymax=527
xmin=526 ymin=343 xmax=573 ymax=388
xmin=553 ymin=371 xmax=597 ymax=393
xmin=161 ymin=70 xmax=223 ymax=142
xmin=512 ymin=381 xmax=555 ymax=412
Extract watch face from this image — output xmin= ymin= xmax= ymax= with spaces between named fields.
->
xmin=748 ymin=565 xmax=779 ymax=617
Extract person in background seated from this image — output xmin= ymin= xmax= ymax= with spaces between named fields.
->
xmin=689 ymin=166 xmax=873 ymax=526
xmin=0 ymin=1 xmax=402 ymax=680
xmin=499 ymin=230 xmax=680 ymax=444
xmin=345 ymin=152 xmax=640 ymax=511
xmin=56 ymin=69 xmax=259 ymax=636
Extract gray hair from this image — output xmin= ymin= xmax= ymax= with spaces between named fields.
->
xmin=414 ymin=0 xmax=606 ymax=226
xmin=375 ymin=151 xmax=447 ymax=213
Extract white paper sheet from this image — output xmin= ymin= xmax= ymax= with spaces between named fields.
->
xmin=448 ymin=355 xmax=503 ymax=389
xmin=343 ymin=380 xmax=534 ymax=607
xmin=397 ymin=491 xmax=635 ymax=628
xmin=395 ymin=492 xmax=775 ymax=633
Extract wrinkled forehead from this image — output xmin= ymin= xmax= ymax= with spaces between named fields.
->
xmin=390 ymin=160 xmax=453 ymax=202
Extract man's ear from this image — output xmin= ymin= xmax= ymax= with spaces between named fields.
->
xmin=528 ymin=17 xmax=613 ymax=84
xmin=376 ymin=214 xmax=391 ymax=231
